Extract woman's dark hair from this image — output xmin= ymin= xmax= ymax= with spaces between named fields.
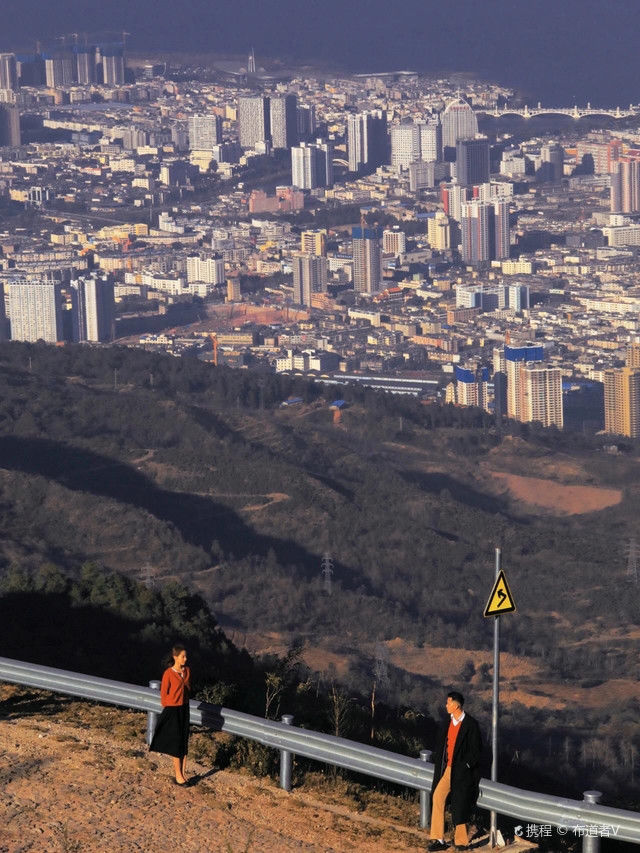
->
xmin=163 ymin=643 xmax=186 ymax=670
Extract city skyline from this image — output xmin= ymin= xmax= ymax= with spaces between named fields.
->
xmin=1 ymin=0 xmax=640 ymax=107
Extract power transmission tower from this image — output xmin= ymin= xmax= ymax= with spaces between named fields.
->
xmin=321 ymin=553 xmax=333 ymax=595
xmin=142 ymin=564 xmax=155 ymax=589
xmin=625 ymin=537 xmax=639 ymax=583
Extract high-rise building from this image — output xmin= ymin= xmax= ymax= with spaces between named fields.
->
xmin=417 ymin=117 xmax=443 ymax=162
xmin=505 ymin=343 xmax=545 ymax=421
xmin=71 ymin=273 xmax=115 ymax=342
xmin=269 ymin=94 xmax=298 ymax=149
xmin=626 ymin=343 xmax=640 ymax=368
xmin=492 ymin=346 xmax=507 ymax=422
xmin=410 ymin=160 xmax=435 ymax=191
xmin=0 ymin=54 xmax=18 ymax=91
xmin=238 ymin=95 xmax=270 ymax=149
xmin=296 ymin=105 xmax=316 ymax=140
xmin=577 ymin=138 xmax=622 ymax=174
xmin=493 ymin=198 xmax=511 ymax=261
xmin=454 ymin=365 xmax=490 ymax=410
xmin=441 ymin=181 xmax=468 ymax=222
xmin=226 ymin=277 xmax=241 ymax=302
xmin=456 ymin=137 xmax=490 ymax=186
xmin=604 ymin=367 xmax=640 ymax=437
xmin=382 ymin=229 xmax=406 ymax=256
xmin=188 ymin=114 xmax=223 ymax=151
xmin=456 ymin=284 xmax=500 ymax=311
xmin=247 ymin=48 xmax=256 ymax=75
xmin=610 ymin=163 xmax=622 ymax=213
xmin=292 ymin=253 xmax=327 ymax=306
xmin=291 ymin=143 xmax=315 ymax=189
xmin=16 ymin=54 xmax=45 ymax=87
xmin=520 ymin=363 xmax=563 ymax=428
xmin=461 ymin=198 xmax=509 ymax=263
xmin=0 ymin=105 xmax=20 ymax=147
xmin=461 ymin=200 xmax=491 ymax=263
xmin=186 ymin=254 xmax=225 ymax=285
xmin=427 ymin=211 xmax=451 ymax=250
xmin=291 ymin=141 xmax=333 ymax=189
xmin=0 ymin=283 xmax=8 ymax=340
xmin=441 ymin=97 xmax=478 ymax=150
xmin=352 ymin=227 xmax=382 ymax=295
xmin=101 ymin=45 xmax=125 ymax=86
xmin=44 ymin=53 xmax=75 ymax=87
xmin=347 ymin=110 xmax=388 ymax=175
xmin=300 ymin=229 xmax=327 ymax=256
xmin=539 ymin=142 xmax=564 ymax=182
xmin=74 ymin=47 xmax=96 ymax=85
xmin=505 ymin=283 xmax=530 ymax=312
xmin=8 ymin=280 xmax=64 ymax=342
xmin=390 ymin=124 xmax=420 ymax=171
xmin=610 ymin=159 xmax=640 ymax=213
xmin=171 ymin=125 xmax=189 ymax=151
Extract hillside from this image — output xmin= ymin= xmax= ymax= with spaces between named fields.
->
xmin=0 ymin=341 xmax=638 ymax=810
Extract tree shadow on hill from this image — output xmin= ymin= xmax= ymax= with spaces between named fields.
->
xmin=399 ymin=469 xmax=525 ymax=523
xmin=0 ymin=589 xmax=253 ymax=698
xmin=0 ymin=591 xmax=177 ymax=689
xmin=0 ymin=435 xmax=365 ymax=590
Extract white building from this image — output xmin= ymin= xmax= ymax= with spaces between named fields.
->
xmin=382 ymin=229 xmax=406 ymax=256
xmin=291 ymin=141 xmax=333 ymax=189
xmin=186 ymin=254 xmax=225 ymax=285
xmin=8 ymin=280 xmax=63 ymax=342
xmin=292 ymin=253 xmax=327 ymax=306
xmin=71 ymin=272 xmax=115 ymax=342
xmin=441 ymin=97 xmax=478 ymax=149
xmin=390 ymin=124 xmax=421 ymax=172
xmin=238 ymin=96 xmax=270 ymax=149
xmin=188 ymin=114 xmax=223 ymax=151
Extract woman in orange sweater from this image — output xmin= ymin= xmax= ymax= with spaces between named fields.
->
xmin=149 ymin=643 xmax=192 ymax=785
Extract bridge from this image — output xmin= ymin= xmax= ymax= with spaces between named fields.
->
xmin=478 ymin=102 xmax=640 ymax=119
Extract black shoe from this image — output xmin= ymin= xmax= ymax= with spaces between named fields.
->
xmin=428 ymin=843 xmax=449 ymax=852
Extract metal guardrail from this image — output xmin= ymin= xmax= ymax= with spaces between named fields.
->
xmin=1 ymin=656 xmax=639 ymax=850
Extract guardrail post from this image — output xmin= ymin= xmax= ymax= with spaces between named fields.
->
xmin=279 ymin=714 xmax=294 ymax=792
xmin=582 ymin=790 xmax=602 ymax=853
xmin=419 ymin=749 xmax=432 ymax=829
xmin=146 ymin=680 xmax=161 ymax=746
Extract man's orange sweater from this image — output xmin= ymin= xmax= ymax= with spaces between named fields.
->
xmin=446 ymin=718 xmax=462 ymax=767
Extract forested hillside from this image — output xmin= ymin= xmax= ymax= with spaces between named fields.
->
xmin=0 ymin=341 xmax=638 ymax=815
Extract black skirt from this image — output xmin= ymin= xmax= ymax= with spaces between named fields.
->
xmin=149 ymin=703 xmax=190 ymax=758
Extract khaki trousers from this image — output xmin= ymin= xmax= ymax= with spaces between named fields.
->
xmin=429 ymin=766 xmax=469 ymax=846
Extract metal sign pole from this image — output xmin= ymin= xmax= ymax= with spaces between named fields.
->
xmin=490 ymin=546 xmax=501 ymax=847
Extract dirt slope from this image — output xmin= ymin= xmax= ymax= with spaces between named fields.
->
xmin=0 ymin=685 xmax=539 ymax=853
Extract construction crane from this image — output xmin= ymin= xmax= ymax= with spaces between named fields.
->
xmin=121 ymin=31 xmax=131 ymax=48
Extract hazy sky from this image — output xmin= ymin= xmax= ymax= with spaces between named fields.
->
xmin=2 ymin=0 xmax=639 ymax=106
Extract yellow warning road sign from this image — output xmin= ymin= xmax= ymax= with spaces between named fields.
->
xmin=484 ymin=570 xmax=516 ymax=617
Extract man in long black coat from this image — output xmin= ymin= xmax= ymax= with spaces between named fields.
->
xmin=428 ymin=691 xmax=482 ymax=851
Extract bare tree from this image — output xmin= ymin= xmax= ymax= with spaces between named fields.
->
xmin=264 ymin=644 xmax=304 ymax=719
xmin=370 ymin=641 xmax=390 ymax=741
xmin=328 ymin=683 xmax=352 ymax=779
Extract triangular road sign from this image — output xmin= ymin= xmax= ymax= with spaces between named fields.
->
xmin=484 ymin=570 xmax=516 ymax=617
